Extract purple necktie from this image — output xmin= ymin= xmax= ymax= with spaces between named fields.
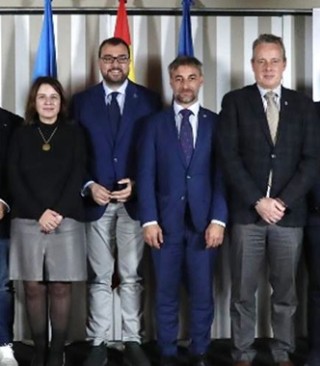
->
xmin=107 ymin=91 xmax=121 ymax=139
xmin=179 ymin=109 xmax=194 ymax=165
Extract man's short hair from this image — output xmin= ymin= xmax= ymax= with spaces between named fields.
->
xmin=252 ymin=33 xmax=286 ymax=62
xmin=168 ymin=56 xmax=203 ymax=77
xmin=98 ymin=37 xmax=130 ymax=58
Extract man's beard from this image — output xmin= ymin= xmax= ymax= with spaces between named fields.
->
xmin=175 ymin=90 xmax=197 ymax=105
xmin=103 ymin=68 xmax=128 ymax=86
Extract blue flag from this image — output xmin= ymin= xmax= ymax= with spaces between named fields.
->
xmin=178 ymin=0 xmax=194 ymax=56
xmin=33 ymin=0 xmax=57 ymax=80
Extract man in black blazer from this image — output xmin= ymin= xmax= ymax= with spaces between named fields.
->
xmin=218 ymin=34 xmax=320 ymax=366
xmin=0 ymin=107 xmax=22 ymax=366
xmin=304 ymin=102 xmax=320 ymax=366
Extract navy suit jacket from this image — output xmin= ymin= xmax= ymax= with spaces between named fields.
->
xmin=218 ymin=84 xmax=320 ymax=226
xmin=0 ymin=108 xmax=23 ymax=238
xmin=70 ymin=81 xmax=161 ymax=222
xmin=137 ymin=106 xmax=228 ymax=235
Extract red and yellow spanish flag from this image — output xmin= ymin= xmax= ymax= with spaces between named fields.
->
xmin=114 ymin=0 xmax=135 ymax=81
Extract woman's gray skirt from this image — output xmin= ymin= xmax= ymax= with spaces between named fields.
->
xmin=9 ymin=218 xmax=87 ymax=281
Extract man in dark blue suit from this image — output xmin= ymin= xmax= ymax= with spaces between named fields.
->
xmin=218 ymin=34 xmax=320 ymax=366
xmin=71 ymin=37 xmax=161 ymax=366
xmin=137 ymin=56 xmax=228 ymax=366
xmin=0 ymin=108 xmax=22 ymax=366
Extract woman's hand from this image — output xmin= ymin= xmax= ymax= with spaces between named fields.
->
xmin=39 ymin=209 xmax=63 ymax=233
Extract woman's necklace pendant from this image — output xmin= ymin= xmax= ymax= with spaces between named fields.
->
xmin=42 ymin=143 xmax=51 ymax=151
xmin=38 ymin=125 xmax=58 ymax=152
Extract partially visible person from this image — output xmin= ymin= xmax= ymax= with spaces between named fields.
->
xmin=137 ymin=56 xmax=227 ymax=366
xmin=8 ymin=77 xmax=87 ymax=366
xmin=0 ymin=108 xmax=23 ymax=366
xmin=70 ymin=37 xmax=161 ymax=366
xmin=218 ymin=34 xmax=320 ymax=366
xmin=304 ymin=102 xmax=320 ymax=366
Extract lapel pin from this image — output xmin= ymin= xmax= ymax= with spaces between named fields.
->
xmin=284 ymin=101 xmax=288 ymax=106
xmin=133 ymin=93 xmax=138 ymax=98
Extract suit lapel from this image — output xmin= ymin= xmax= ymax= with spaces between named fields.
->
xmin=190 ymin=107 xmax=209 ymax=168
xmin=117 ymin=81 xmax=139 ymax=143
xmin=276 ymin=87 xmax=291 ymax=145
xmin=91 ymin=83 xmax=114 ymax=146
xmin=165 ymin=108 xmax=188 ymax=168
xmin=248 ymin=84 xmax=274 ymax=146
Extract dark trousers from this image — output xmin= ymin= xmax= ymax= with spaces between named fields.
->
xmin=0 ymin=238 xmax=14 ymax=345
xmin=305 ymin=226 xmax=320 ymax=366
xmin=151 ymin=224 xmax=217 ymax=357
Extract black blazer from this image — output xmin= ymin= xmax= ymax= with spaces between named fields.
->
xmin=218 ymin=84 xmax=320 ymax=226
xmin=0 ymin=108 xmax=23 ymax=238
xmin=307 ymin=102 xmax=320 ymax=226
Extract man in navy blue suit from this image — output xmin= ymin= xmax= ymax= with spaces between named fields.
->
xmin=71 ymin=37 xmax=161 ymax=366
xmin=137 ymin=56 xmax=228 ymax=366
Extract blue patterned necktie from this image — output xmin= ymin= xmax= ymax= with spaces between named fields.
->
xmin=179 ymin=109 xmax=194 ymax=165
xmin=107 ymin=92 xmax=121 ymax=139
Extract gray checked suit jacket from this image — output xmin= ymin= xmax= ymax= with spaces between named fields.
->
xmin=217 ymin=83 xmax=320 ymax=227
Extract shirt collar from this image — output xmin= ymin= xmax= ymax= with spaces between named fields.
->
xmin=173 ymin=100 xmax=200 ymax=117
xmin=256 ymin=84 xmax=282 ymax=99
xmin=102 ymin=79 xmax=128 ymax=97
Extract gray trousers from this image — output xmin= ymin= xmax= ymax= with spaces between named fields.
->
xmin=230 ymin=223 xmax=303 ymax=362
xmin=86 ymin=203 xmax=144 ymax=345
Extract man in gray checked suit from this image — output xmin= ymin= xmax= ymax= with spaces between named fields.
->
xmin=218 ymin=34 xmax=320 ymax=366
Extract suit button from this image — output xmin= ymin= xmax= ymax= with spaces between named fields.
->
xmin=113 ymin=157 xmax=118 ymax=163
xmin=271 ymin=154 xmax=276 ymax=158
xmin=186 ymin=175 xmax=191 ymax=179
xmin=181 ymin=196 xmax=185 ymax=201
